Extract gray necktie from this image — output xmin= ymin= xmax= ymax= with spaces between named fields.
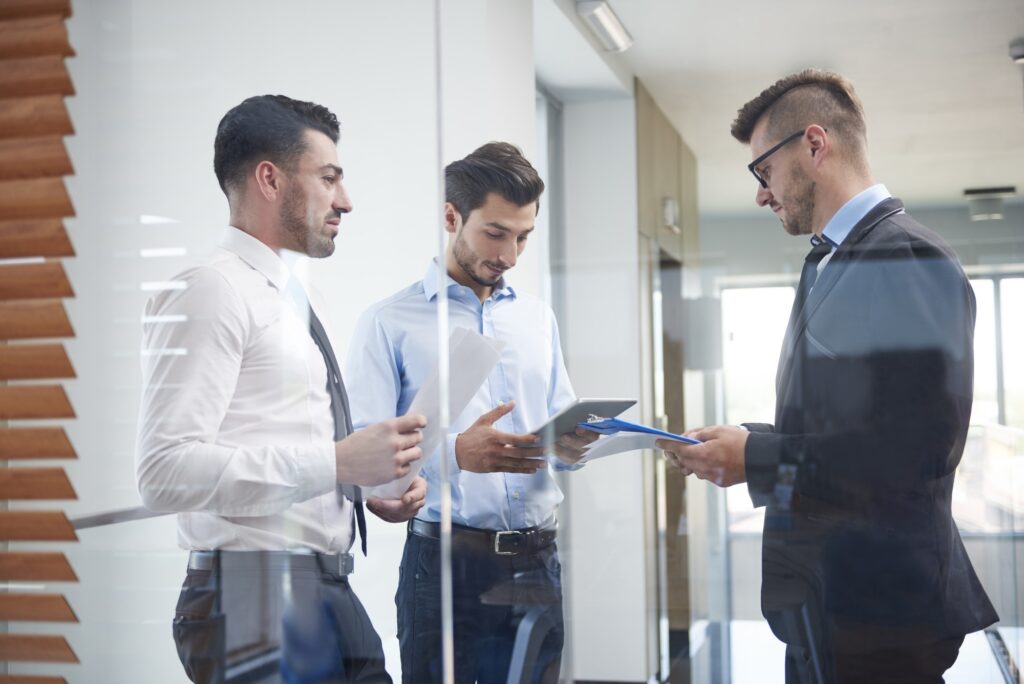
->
xmin=305 ymin=299 xmax=367 ymax=556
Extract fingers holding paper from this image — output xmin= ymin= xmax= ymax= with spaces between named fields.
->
xmin=657 ymin=424 xmax=748 ymax=488
xmin=553 ymin=427 xmax=600 ymax=465
xmin=456 ymin=401 xmax=548 ymax=474
xmin=366 ymin=476 xmax=427 ymax=523
xmin=335 ymin=413 xmax=427 ymax=486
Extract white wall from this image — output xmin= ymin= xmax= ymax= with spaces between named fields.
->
xmin=559 ymin=96 xmax=656 ymax=682
xmin=438 ymin=0 xmax=543 ymax=298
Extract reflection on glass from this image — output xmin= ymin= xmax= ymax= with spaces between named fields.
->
xmin=1003 ymin=279 xmax=1024 ymax=429
xmin=970 ymin=278 xmax=999 ymax=425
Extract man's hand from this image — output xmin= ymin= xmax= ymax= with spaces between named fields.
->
xmin=335 ymin=413 xmax=427 ymax=486
xmin=366 ymin=476 xmax=426 ymax=523
xmin=552 ymin=427 xmax=599 ymax=465
xmin=657 ymin=425 xmax=749 ymax=488
xmin=456 ymin=402 xmax=547 ymax=474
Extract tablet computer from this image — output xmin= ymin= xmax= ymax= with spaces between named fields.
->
xmin=527 ymin=398 xmax=637 ymax=446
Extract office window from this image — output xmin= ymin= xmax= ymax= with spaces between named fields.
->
xmin=721 ymin=286 xmax=794 ymax=426
xmin=1002 ymin=278 xmax=1024 ymax=428
xmin=721 ymin=286 xmax=793 ymax=532
xmin=970 ymin=279 xmax=1000 ymax=425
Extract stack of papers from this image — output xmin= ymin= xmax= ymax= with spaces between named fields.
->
xmin=576 ymin=418 xmax=700 ymax=463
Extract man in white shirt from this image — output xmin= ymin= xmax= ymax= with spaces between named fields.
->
xmin=136 ymin=95 xmax=426 ymax=683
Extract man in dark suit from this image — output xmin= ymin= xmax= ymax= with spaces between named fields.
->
xmin=658 ymin=69 xmax=998 ymax=682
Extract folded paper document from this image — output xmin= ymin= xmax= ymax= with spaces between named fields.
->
xmin=366 ymin=327 xmax=504 ymax=499
xmin=576 ymin=418 xmax=700 ymax=463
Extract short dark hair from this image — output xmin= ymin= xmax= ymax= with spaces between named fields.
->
xmin=445 ymin=142 xmax=544 ymax=218
xmin=213 ymin=95 xmax=340 ymax=197
xmin=731 ymin=69 xmax=867 ymax=163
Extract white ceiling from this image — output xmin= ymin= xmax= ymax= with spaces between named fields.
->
xmin=549 ymin=0 xmax=1024 ymax=216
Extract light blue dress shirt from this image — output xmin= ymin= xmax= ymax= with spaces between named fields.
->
xmin=820 ymin=183 xmax=892 ymax=248
xmin=344 ymin=260 xmax=577 ymax=531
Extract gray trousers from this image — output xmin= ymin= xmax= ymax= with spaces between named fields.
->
xmin=172 ymin=551 xmax=390 ymax=684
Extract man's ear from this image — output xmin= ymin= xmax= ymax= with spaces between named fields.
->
xmin=253 ymin=160 xmax=284 ymax=202
xmin=443 ymin=202 xmax=461 ymax=235
xmin=806 ymin=124 xmax=828 ymax=165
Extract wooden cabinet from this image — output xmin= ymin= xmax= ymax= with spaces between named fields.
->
xmin=635 ymin=79 xmax=697 ymax=262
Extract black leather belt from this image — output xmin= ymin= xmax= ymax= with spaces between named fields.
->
xmin=187 ymin=549 xmax=354 ymax=576
xmin=408 ymin=519 xmax=557 ymax=556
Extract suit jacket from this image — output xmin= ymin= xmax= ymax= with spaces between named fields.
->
xmin=744 ymin=197 xmax=998 ymax=653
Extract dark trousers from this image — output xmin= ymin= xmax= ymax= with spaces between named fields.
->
xmin=784 ymin=634 xmax=965 ymax=684
xmin=396 ymin=533 xmax=565 ymax=684
xmin=173 ymin=551 xmax=391 ymax=684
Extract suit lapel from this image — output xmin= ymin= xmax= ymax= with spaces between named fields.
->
xmin=775 ymin=198 xmax=905 ymax=405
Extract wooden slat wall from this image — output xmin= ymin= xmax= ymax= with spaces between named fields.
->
xmin=0 ymin=636 xmax=78 ymax=663
xmin=0 ymin=552 xmax=77 ymax=581
xmin=0 ymin=220 xmax=75 ymax=259
xmin=0 ymin=301 xmax=74 ymax=339
xmin=0 ymin=344 xmax=75 ymax=380
xmin=0 ymin=468 xmax=75 ymax=499
xmin=0 ymin=594 xmax=77 ymax=622
xmin=0 ymin=512 xmax=77 ymax=541
xmin=0 ymin=427 xmax=75 ymax=459
xmin=0 ymin=0 xmax=79 ymax=676
xmin=0 ymin=96 xmax=73 ymax=140
xmin=0 ymin=675 xmax=68 ymax=684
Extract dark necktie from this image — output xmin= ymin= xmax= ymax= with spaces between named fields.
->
xmin=307 ymin=306 xmax=367 ymax=556
xmin=795 ymin=236 xmax=834 ymax=313
xmin=776 ymin=236 xmax=835 ymax=394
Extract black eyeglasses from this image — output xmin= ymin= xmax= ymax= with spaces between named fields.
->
xmin=747 ymin=129 xmax=806 ymax=189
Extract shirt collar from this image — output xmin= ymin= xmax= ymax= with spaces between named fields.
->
xmin=421 ymin=258 xmax=516 ymax=303
xmin=219 ymin=226 xmax=302 ymax=292
xmin=819 ymin=184 xmax=891 ymax=248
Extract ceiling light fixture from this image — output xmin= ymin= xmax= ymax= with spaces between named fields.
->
xmin=576 ymin=1 xmax=633 ymax=53
xmin=964 ymin=186 xmax=1016 ymax=222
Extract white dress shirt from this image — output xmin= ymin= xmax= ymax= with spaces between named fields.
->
xmin=136 ymin=227 xmax=350 ymax=552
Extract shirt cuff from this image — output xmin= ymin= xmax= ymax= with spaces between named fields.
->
xmin=446 ymin=433 xmax=462 ymax=478
xmin=297 ymin=441 xmax=339 ymax=501
xmin=745 ymin=431 xmax=783 ymax=508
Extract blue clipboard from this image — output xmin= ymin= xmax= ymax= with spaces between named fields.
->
xmin=577 ymin=418 xmax=701 ymax=444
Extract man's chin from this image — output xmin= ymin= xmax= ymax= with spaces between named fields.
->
xmin=307 ymin=238 xmax=336 ymax=259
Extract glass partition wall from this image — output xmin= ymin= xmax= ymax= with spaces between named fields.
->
xmin=3 ymin=2 xmax=1023 ymax=684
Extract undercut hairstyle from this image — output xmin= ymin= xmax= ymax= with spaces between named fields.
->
xmin=213 ymin=95 xmax=340 ymax=197
xmin=445 ymin=142 xmax=545 ymax=218
xmin=731 ymin=69 xmax=868 ymax=166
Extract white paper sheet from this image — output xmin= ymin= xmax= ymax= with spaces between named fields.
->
xmin=579 ymin=431 xmax=693 ymax=464
xmin=366 ymin=327 xmax=505 ymax=499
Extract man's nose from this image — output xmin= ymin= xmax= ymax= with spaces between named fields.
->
xmin=755 ymin=184 xmax=772 ymax=207
xmin=335 ymin=182 xmax=353 ymax=214
xmin=498 ymin=242 xmax=517 ymax=267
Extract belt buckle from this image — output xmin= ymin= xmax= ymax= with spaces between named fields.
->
xmin=493 ymin=531 xmax=521 ymax=555
xmin=318 ymin=552 xmax=354 ymax=576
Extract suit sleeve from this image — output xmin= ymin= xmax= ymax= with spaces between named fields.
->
xmin=744 ymin=240 xmax=975 ymax=510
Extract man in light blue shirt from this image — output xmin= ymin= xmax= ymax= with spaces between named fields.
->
xmin=345 ymin=142 xmax=591 ymax=683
